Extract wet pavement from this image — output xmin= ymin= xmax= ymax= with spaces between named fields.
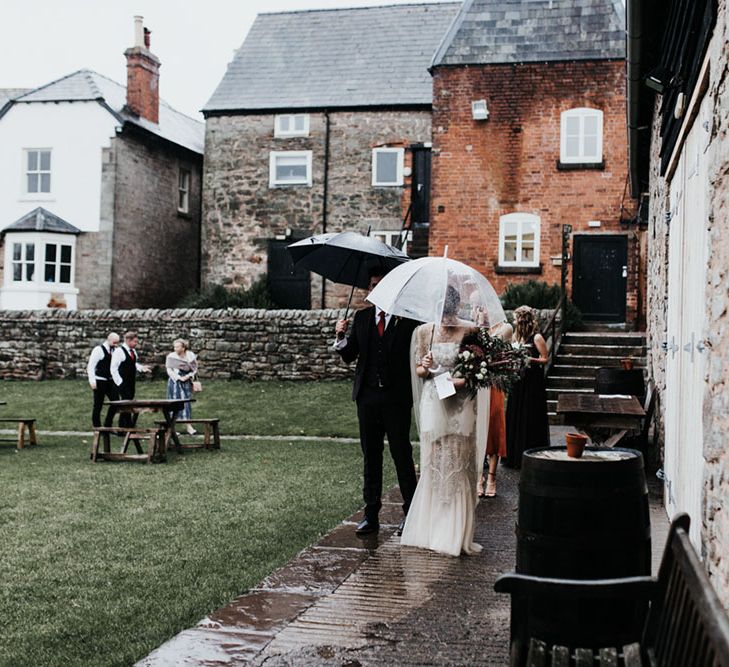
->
xmin=138 ymin=428 xmax=668 ymax=667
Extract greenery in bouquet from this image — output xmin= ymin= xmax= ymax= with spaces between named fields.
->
xmin=452 ymin=329 xmax=530 ymax=398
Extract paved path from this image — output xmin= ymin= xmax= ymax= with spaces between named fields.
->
xmin=138 ymin=426 xmax=668 ymax=667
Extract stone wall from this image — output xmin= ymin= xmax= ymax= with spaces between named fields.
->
xmin=201 ymin=110 xmax=431 ymax=307
xmin=110 ymin=129 xmax=202 ymax=309
xmin=430 ymin=60 xmax=640 ymax=327
xmin=701 ymin=1 xmax=729 ymax=607
xmin=644 ymin=1 xmax=729 ymax=607
xmin=0 ymin=307 xmax=549 ymax=382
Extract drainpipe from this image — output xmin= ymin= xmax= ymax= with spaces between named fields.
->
xmin=627 ymin=0 xmax=643 ymax=198
xmin=321 ymin=110 xmax=331 ymax=308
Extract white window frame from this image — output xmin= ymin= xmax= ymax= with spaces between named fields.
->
xmin=372 ymin=147 xmax=404 ymax=187
xmin=274 ymin=114 xmax=310 ymax=138
xmin=42 ymin=240 xmax=74 ymax=285
xmin=371 ymin=229 xmax=412 ymax=255
xmin=178 ymin=168 xmax=191 ymax=213
xmin=3 ymin=232 xmax=77 ymax=288
xmin=269 ymin=151 xmax=313 ymax=187
xmin=9 ymin=239 xmax=37 ymax=283
xmin=560 ymin=108 xmax=603 ymax=164
xmin=23 ymin=148 xmax=53 ymax=196
xmin=498 ymin=213 xmax=541 ymax=268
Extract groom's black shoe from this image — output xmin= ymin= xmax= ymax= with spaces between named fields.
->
xmin=396 ymin=519 xmax=406 ymax=536
xmin=355 ymin=518 xmax=379 ymax=536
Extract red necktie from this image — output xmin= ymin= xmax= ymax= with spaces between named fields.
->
xmin=130 ymin=349 xmax=136 ymax=363
xmin=377 ymin=311 xmax=386 ymax=338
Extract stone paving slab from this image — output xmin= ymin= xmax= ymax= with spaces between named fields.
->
xmin=139 ymin=427 xmax=669 ymax=667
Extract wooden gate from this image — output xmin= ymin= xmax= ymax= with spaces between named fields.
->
xmin=663 ymin=95 xmax=711 ymax=549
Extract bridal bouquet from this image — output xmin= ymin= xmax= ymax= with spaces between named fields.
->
xmin=452 ymin=329 xmax=529 ymax=398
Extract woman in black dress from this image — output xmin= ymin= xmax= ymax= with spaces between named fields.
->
xmin=504 ymin=306 xmax=550 ymax=468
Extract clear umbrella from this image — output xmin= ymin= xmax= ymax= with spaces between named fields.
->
xmin=366 ymin=254 xmax=505 ymax=330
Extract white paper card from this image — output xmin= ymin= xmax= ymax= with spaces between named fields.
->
xmin=434 ymin=372 xmax=456 ymax=399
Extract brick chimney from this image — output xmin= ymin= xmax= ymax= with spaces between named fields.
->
xmin=124 ymin=16 xmax=160 ymax=124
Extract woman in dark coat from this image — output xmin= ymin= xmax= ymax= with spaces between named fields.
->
xmin=504 ymin=306 xmax=550 ymax=468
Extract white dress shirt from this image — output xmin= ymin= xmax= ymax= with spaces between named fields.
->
xmin=334 ymin=307 xmax=392 ymax=351
xmin=111 ymin=344 xmax=144 ymax=387
xmin=86 ymin=342 xmax=113 ymax=386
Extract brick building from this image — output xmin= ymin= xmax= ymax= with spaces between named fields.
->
xmin=0 ymin=17 xmax=203 ymax=310
xmin=201 ymin=3 xmax=458 ymax=308
xmin=429 ymin=0 xmax=640 ymax=326
xmin=627 ymin=0 xmax=729 ymax=606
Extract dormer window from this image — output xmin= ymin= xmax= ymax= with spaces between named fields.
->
xmin=560 ymin=108 xmax=603 ymax=164
xmin=274 ymin=114 xmax=310 ymax=138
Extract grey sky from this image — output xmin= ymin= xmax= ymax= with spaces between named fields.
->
xmin=0 ymin=0 xmax=456 ymax=121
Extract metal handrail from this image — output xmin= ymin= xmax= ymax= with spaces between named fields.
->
xmin=542 ymin=293 xmax=566 ymax=376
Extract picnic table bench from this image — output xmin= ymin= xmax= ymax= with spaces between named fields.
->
xmin=495 ymin=514 xmax=729 ymax=666
xmin=0 ymin=417 xmax=37 ymax=449
xmin=155 ymin=417 xmax=221 ymax=450
xmin=557 ymin=393 xmax=645 ymax=446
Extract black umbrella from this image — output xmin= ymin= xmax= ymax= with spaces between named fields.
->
xmin=287 ymin=231 xmax=410 ymax=317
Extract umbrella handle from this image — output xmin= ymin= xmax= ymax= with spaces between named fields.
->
xmin=429 ymin=322 xmax=435 ymax=351
xmin=344 ymin=283 xmax=356 ymax=321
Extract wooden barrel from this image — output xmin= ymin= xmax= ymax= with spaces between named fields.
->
xmin=516 ymin=446 xmax=651 ymax=648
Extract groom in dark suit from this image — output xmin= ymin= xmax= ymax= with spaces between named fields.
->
xmin=335 ymin=269 xmax=419 ymax=536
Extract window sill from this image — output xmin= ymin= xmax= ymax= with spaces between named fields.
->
xmin=372 ymin=183 xmax=404 ymax=188
xmin=494 ymin=263 xmax=543 ymax=275
xmin=177 ymin=209 xmax=192 ymax=220
xmin=269 ymin=183 xmax=312 ymax=189
xmin=556 ymin=160 xmax=605 ymax=171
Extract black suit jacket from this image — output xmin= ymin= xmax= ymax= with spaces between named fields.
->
xmin=338 ymin=307 xmax=419 ymax=404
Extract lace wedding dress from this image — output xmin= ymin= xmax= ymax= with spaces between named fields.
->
xmin=401 ymin=324 xmax=490 ymax=557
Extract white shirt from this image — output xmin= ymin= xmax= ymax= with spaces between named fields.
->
xmin=110 ymin=344 xmax=144 ymax=387
xmin=86 ymin=342 xmax=114 ymax=386
xmin=333 ymin=307 xmax=392 ymax=351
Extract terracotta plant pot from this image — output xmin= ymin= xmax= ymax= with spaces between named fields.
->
xmin=565 ymin=432 xmax=589 ymax=458
xmin=620 ymin=358 xmax=634 ymax=370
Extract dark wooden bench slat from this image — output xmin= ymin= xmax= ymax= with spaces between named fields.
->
xmin=0 ymin=418 xmax=35 ymax=422
xmin=598 ymin=647 xmax=618 ymax=667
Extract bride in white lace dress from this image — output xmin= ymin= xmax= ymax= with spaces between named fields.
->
xmin=401 ymin=295 xmax=489 ymax=557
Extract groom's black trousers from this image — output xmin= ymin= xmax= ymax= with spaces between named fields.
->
xmin=357 ymin=385 xmax=417 ymax=524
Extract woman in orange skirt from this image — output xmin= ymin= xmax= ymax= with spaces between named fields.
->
xmin=478 ymin=322 xmax=512 ymax=497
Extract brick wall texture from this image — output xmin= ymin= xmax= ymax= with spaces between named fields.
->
xmin=645 ymin=1 xmax=729 ymax=607
xmin=430 ymin=60 xmax=640 ymax=326
xmin=201 ymin=110 xmax=431 ymax=307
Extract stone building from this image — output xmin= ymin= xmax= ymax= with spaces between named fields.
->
xmin=429 ymin=0 xmax=641 ymax=326
xmin=627 ymin=0 xmax=729 ymax=605
xmin=201 ymin=3 xmax=459 ymax=308
xmin=0 ymin=17 xmax=203 ymax=310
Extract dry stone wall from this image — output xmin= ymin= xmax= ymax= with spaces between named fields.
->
xmin=0 ymin=307 xmax=547 ymax=382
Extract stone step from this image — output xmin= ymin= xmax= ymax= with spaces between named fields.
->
xmin=563 ymin=332 xmax=647 ymax=346
xmin=546 ymin=375 xmax=595 ymax=389
xmin=558 ymin=344 xmax=646 ymax=357
xmin=548 ymin=412 xmax=564 ymax=425
xmin=551 ymin=365 xmax=604 ymax=378
xmin=546 ymin=387 xmax=593 ymax=401
xmin=554 ymin=354 xmax=647 ymax=368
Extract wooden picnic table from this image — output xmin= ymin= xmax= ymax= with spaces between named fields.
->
xmin=96 ymin=398 xmax=194 ymax=462
xmin=557 ymin=393 xmax=645 ymax=447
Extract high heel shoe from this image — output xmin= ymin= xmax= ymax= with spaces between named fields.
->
xmin=477 ymin=474 xmax=486 ymax=498
xmin=485 ymin=472 xmax=497 ymax=498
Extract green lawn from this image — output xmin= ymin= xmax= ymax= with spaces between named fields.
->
xmin=0 ymin=379 xmax=412 ymax=666
xmin=0 ymin=378 xmax=359 ymax=437
xmin=0 ymin=435 xmax=396 ymax=667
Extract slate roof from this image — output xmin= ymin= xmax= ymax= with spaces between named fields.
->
xmin=431 ymin=0 xmax=625 ymax=67
xmin=3 ymin=207 xmax=81 ymax=235
xmin=0 ymin=88 xmax=30 ymax=108
xmin=9 ymin=70 xmax=204 ymax=154
xmin=203 ymin=2 xmax=461 ymax=113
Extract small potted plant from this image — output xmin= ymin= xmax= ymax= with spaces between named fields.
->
xmin=565 ymin=432 xmax=589 ymax=458
xmin=620 ymin=357 xmax=634 ymax=370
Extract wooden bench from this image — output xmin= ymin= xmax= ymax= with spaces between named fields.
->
xmin=91 ymin=426 xmax=167 ymax=463
xmin=155 ymin=418 xmax=220 ymax=450
xmin=0 ymin=418 xmax=37 ymax=448
xmin=495 ymin=514 xmax=729 ymax=666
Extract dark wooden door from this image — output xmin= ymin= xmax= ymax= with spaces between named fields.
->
xmin=267 ymin=239 xmax=310 ymax=309
xmin=572 ymin=235 xmax=627 ymax=322
xmin=410 ymin=145 xmax=431 ymax=225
